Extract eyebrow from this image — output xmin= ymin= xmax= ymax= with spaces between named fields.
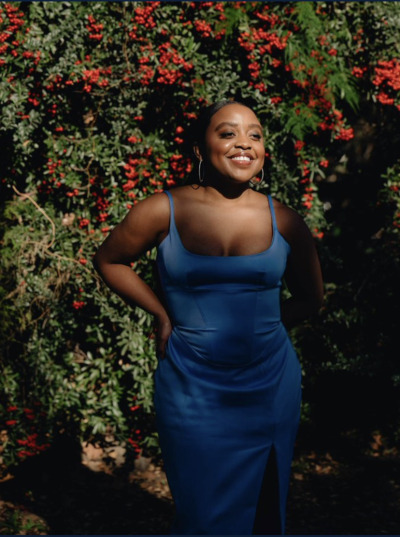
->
xmin=215 ymin=121 xmax=262 ymax=131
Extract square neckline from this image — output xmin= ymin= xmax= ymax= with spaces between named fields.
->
xmin=159 ymin=190 xmax=279 ymax=259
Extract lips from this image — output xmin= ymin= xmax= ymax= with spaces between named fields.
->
xmin=229 ymin=152 xmax=254 ymax=163
xmin=231 ymin=156 xmax=251 ymax=162
xmin=228 ymin=152 xmax=255 ymax=167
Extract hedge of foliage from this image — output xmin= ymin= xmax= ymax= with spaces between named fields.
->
xmin=1 ymin=1 xmax=400 ymax=469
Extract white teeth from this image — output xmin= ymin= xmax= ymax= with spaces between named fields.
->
xmin=231 ymin=156 xmax=251 ymax=161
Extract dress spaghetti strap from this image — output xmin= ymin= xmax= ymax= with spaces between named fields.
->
xmin=163 ymin=190 xmax=178 ymax=238
xmin=267 ymin=194 xmax=278 ymax=234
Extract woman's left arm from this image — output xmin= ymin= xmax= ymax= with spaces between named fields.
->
xmin=276 ymin=203 xmax=324 ymax=330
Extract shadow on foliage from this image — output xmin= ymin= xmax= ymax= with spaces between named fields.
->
xmin=296 ymin=101 xmax=400 ymax=444
xmin=1 ymin=429 xmax=400 ymax=535
xmin=287 ymin=427 xmax=400 ymax=535
xmin=0 ymin=435 xmax=173 ymax=535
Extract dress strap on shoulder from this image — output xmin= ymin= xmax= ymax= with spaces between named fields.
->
xmin=164 ymin=189 xmax=174 ymax=211
xmin=267 ymin=194 xmax=278 ymax=232
xmin=163 ymin=190 xmax=177 ymax=235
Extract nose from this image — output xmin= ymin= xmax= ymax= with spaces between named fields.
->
xmin=234 ymin=136 xmax=252 ymax=149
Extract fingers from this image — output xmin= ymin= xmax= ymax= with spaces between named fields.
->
xmin=154 ymin=317 xmax=172 ymax=360
xmin=157 ymin=333 xmax=170 ymax=360
xmin=157 ymin=339 xmax=167 ymax=360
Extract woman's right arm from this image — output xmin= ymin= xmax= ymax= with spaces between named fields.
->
xmin=93 ymin=193 xmax=171 ymax=358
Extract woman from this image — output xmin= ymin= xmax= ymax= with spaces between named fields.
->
xmin=93 ymin=100 xmax=324 ymax=535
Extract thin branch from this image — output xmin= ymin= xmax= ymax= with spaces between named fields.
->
xmin=12 ymin=185 xmax=56 ymax=250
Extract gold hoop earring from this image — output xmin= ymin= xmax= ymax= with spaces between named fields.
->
xmin=198 ymin=160 xmax=205 ymax=183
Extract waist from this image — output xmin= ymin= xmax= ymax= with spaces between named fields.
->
xmin=171 ymin=321 xmax=289 ymax=367
xmin=166 ymin=285 xmax=282 ymax=328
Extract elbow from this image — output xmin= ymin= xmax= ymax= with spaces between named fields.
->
xmin=315 ymin=289 xmax=324 ymax=310
xmin=312 ymin=303 xmax=323 ymax=318
xmin=310 ymin=292 xmax=324 ymax=316
xmin=92 ymin=252 xmax=100 ymax=272
xmin=295 ymin=293 xmax=323 ymax=319
xmin=92 ymin=251 xmax=106 ymax=277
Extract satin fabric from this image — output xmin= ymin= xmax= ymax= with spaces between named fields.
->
xmin=154 ymin=190 xmax=302 ymax=535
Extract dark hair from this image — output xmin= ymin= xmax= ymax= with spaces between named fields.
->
xmin=191 ymin=99 xmax=256 ymax=155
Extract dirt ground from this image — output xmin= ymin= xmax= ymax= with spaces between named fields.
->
xmin=1 ymin=428 xmax=400 ymax=535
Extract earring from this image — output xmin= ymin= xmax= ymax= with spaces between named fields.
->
xmin=198 ymin=160 xmax=205 ymax=183
xmin=250 ymin=168 xmax=264 ymax=187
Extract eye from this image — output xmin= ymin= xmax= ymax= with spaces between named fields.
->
xmin=220 ymin=131 xmax=235 ymax=138
xmin=250 ymin=133 xmax=262 ymax=140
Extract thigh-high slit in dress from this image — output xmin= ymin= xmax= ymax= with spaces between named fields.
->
xmin=154 ymin=190 xmax=302 ymax=535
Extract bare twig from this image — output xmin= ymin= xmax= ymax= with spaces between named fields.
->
xmin=12 ymin=185 xmax=56 ymax=250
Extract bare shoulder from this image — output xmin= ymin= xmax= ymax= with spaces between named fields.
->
xmin=93 ymin=192 xmax=172 ymax=264
xmin=131 ymin=190 xmax=170 ymax=213
xmin=271 ymin=197 xmax=313 ymax=245
xmin=124 ymin=191 xmax=170 ymax=225
xmin=167 ymin=185 xmax=200 ymax=202
xmin=114 ymin=191 xmax=171 ymax=248
xmin=251 ymin=190 xmax=271 ymax=209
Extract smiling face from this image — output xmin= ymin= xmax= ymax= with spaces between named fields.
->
xmin=196 ymin=103 xmax=265 ymax=185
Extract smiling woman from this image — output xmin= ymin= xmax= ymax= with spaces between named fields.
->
xmin=93 ymin=100 xmax=323 ymax=535
xmin=196 ymin=102 xmax=264 ymax=186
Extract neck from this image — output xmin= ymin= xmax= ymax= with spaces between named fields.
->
xmin=201 ymin=176 xmax=251 ymax=200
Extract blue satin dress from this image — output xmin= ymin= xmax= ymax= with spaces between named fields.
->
xmin=154 ymin=190 xmax=302 ymax=535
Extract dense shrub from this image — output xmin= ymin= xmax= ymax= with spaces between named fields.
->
xmin=1 ymin=1 xmax=400 ymax=469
